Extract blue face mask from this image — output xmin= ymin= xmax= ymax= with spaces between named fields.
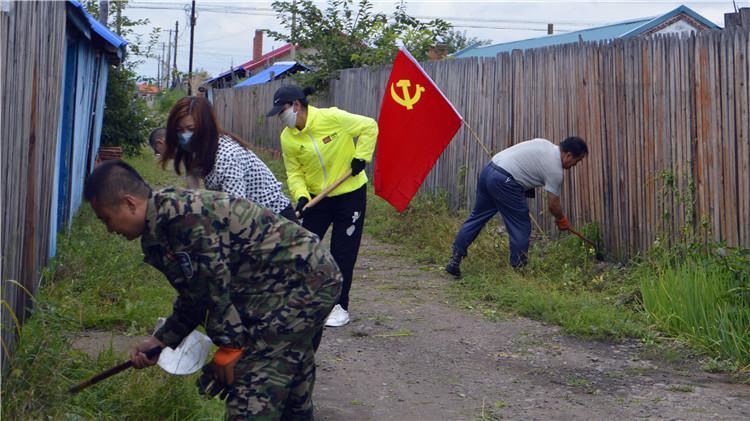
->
xmin=178 ymin=131 xmax=193 ymax=151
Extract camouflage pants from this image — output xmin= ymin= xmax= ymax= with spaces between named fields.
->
xmin=225 ymin=344 xmax=317 ymax=420
xmin=225 ymin=280 xmax=340 ymax=420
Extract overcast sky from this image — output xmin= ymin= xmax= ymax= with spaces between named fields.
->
xmin=123 ymin=0 xmax=742 ymax=80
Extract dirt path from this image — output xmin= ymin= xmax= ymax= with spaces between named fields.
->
xmin=313 ymin=236 xmax=750 ymax=420
xmin=71 ymin=234 xmax=749 ymax=419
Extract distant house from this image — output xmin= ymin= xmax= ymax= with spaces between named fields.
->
xmin=453 ymin=5 xmax=719 ymax=58
xmin=136 ymin=82 xmax=160 ymax=107
xmin=204 ymin=30 xmax=307 ymax=89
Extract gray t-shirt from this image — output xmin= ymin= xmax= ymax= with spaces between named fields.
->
xmin=491 ymin=138 xmax=564 ymax=196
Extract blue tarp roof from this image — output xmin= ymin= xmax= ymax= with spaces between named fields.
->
xmin=204 ymin=67 xmax=248 ymax=85
xmin=234 ymin=63 xmax=305 ymax=88
xmin=67 ymin=0 xmax=128 ymax=58
xmin=453 ymin=5 xmax=719 ymax=58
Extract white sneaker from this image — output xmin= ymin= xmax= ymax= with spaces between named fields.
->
xmin=325 ymin=304 xmax=350 ymax=327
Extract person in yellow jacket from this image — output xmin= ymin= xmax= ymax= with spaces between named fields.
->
xmin=267 ymin=85 xmax=378 ymax=327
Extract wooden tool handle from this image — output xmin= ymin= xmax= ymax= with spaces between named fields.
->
xmin=68 ymin=346 xmax=162 ymax=394
xmin=567 ymin=227 xmax=596 ymax=247
xmin=296 ymin=169 xmax=353 ymax=218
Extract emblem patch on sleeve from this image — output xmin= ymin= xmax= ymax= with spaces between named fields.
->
xmin=175 ymin=252 xmax=194 ymax=279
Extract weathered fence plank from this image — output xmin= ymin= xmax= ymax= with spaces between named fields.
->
xmin=1 ymin=1 xmax=66 ymax=365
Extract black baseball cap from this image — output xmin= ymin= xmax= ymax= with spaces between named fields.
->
xmin=266 ymin=85 xmax=305 ymax=117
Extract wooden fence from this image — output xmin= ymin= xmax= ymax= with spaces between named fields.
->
xmin=214 ymin=26 xmax=749 ymax=259
xmin=1 ymin=1 xmax=66 ymax=364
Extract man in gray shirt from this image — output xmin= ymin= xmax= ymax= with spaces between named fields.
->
xmin=445 ymin=137 xmax=588 ymax=276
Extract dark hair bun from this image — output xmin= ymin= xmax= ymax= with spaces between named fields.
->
xmin=302 ymin=87 xmax=316 ymax=97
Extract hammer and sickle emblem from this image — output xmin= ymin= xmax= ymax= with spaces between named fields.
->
xmin=390 ymin=79 xmax=425 ymax=110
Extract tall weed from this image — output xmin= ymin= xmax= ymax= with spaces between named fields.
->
xmin=638 ymin=245 xmax=750 ymax=368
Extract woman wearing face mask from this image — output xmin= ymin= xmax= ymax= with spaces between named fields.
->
xmin=162 ymin=96 xmax=297 ymax=221
xmin=266 ymin=85 xmax=378 ymax=327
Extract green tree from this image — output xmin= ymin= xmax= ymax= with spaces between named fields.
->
xmin=84 ymin=0 xmax=161 ymax=156
xmin=440 ymin=29 xmax=492 ymax=54
xmin=268 ymin=0 xmax=452 ymax=91
xmin=153 ymin=87 xmax=187 ymax=126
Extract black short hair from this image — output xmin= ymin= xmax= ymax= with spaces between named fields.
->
xmin=560 ymin=136 xmax=588 ymax=157
xmin=148 ymin=128 xmax=166 ymax=148
xmin=84 ymin=161 xmax=151 ymax=206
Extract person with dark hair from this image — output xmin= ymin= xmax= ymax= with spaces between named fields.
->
xmin=161 ymin=96 xmax=296 ymax=221
xmin=148 ymin=128 xmax=167 ymax=156
xmin=267 ymin=85 xmax=378 ymax=327
xmin=84 ymin=160 xmax=342 ymax=419
xmin=445 ymin=137 xmax=588 ymax=276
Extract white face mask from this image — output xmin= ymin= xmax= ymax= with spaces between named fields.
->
xmin=280 ymin=107 xmax=298 ymax=129
xmin=178 ymin=131 xmax=193 ymax=151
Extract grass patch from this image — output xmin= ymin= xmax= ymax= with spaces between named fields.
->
xmin=365 ymin=191 xmax=648 ymax=341
xmin=374 ymin=329 xmax=413 ymax=338
xmin=2 ymin=152 xmax=224 ymax=419
xmin=637 ymin=244 xmax=750 ymax=368
xmin=365 ymin=187 xmax=750 ymax=371
xmin=666 ymin=384 xmax=695 ymax=393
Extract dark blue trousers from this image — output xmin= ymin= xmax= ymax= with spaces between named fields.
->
xmin=452 ymin=162 xmax=532 ymax=268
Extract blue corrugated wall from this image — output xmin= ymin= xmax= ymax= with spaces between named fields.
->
xmin=48 ymin=7 xmax=116 ymax=258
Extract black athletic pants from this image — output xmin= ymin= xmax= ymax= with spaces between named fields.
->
xmin=302 ymin=185 xmax=366 ymax=311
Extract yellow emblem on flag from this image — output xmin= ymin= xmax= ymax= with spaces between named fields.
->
xmin=390 ymin=80 xmax=425 ymax=110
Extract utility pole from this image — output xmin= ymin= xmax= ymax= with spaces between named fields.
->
xmin=165 ymin=30 xmax=172 ymax=90
xmin=157 ymin=54 xmax=162 ymax=90
xmin=98 ymin=1 xmax=108 ymax=25
xmin=173 ymin=21 xmax=179 ymax=89
xmin=291 ymin=0 xmax=297 ymax=59
xmin=188 ymin=0 xmax=196 ymax=95
xmin=161 ymin=42 xmax=166 ymax=89
xmin=115 ymin=1 xmax=122 ymax=35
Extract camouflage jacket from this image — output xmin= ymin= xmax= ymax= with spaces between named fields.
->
xmin=142 ymin=187 xmax=341 ymax=356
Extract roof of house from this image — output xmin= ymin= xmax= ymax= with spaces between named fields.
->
xmin=233 ymin=62 xmax=308 ymax=88
xmin=67 ymin=0 xmax=128 ymax=62
xmin=137 ymin=83 xmax=160 ymax=94
xmin=453 ymin=5 xmax=719 ymax=58
xmin=240 ymin=44 xmax=295 ymax=73
xmin=204 ymin=44 xmax=296 ymax=85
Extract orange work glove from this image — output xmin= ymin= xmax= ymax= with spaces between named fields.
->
xmin=556 ymin=215 xmax=570 ymax=231
xmin=212 ymin=347 xmax=244 ymax=386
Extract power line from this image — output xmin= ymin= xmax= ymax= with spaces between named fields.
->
xmin=453 ymin=24 xmax=573 ymax=32
xmin=126 ymin=2 xmax=606 ymax=28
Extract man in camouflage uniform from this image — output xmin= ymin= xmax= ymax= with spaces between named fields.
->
xmin=84 ymin=160 xmax=342 ymax=420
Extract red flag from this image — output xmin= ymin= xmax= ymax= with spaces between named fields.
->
xmin=374 ymin=48 xmax=462 ymax=212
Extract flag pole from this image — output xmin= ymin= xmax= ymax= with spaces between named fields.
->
xmin=462 ymin=120 xmax=492 ymax=157
xmin=462 ymin=119 xmax=549 ymax=241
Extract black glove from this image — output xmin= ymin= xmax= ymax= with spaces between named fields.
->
xmin=196 ymin=363 xmax=231 ymax=399
xmin=524 ymin=189 xmax=536 ymax=198
xmin=351 ymin=159 xmax=366 ymax=176
xmin=295 ymin=197 xmax=309 ymax=216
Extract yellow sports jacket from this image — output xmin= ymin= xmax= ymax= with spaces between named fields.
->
xmin=280 ymin=105 xmax=378 ymax=201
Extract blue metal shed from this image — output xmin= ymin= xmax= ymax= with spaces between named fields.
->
xmin=48 ymin=1 xmax=127 ymax=257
